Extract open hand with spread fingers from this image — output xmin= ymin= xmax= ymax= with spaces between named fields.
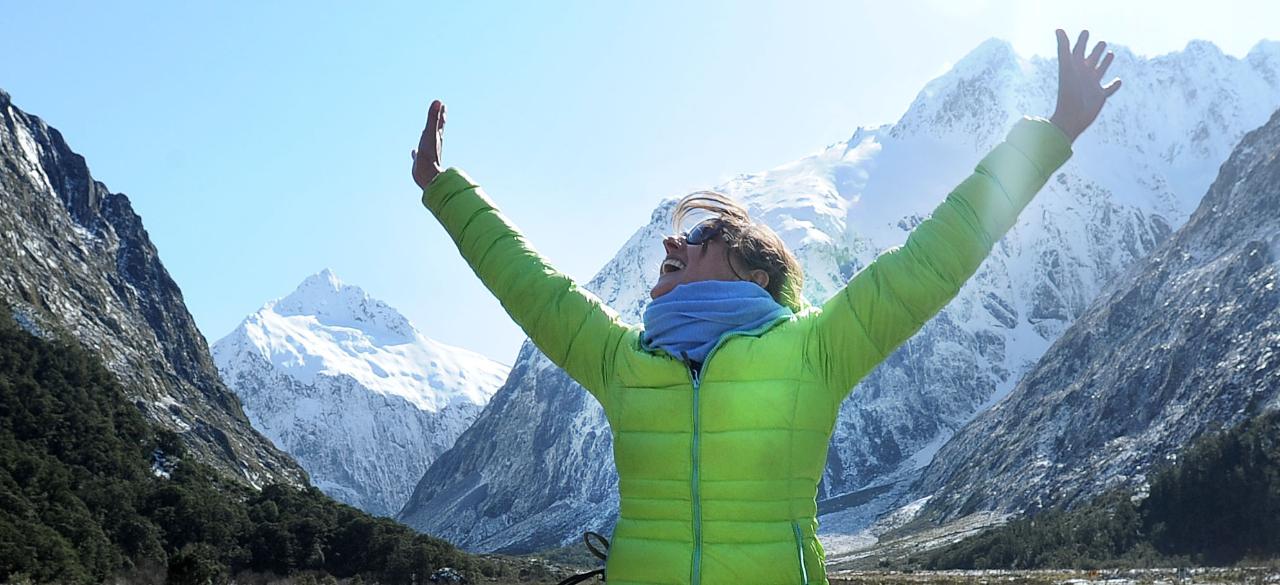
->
xmin=1050 ymin=29 xmax=1122 ymax=144
xmin=412 ymin=99 xmax=446 ymax=190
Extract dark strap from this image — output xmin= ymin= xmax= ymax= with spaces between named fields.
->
xmin=583 ymin=531 xmax=609 ymax=561
xmin=555 ymin=531 xmax=610 ymax=585
xmin=555 ymin=569 xmax=604 ymax=585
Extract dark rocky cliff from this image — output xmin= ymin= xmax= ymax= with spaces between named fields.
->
xmin=0 ymin=88 xmax=306 ymax=487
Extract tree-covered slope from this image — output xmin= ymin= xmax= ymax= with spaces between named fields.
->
xmin=925 ymin=409 xmax=1280 ymax=570
xmin=0 ymin=308 xmax=475 ymax=584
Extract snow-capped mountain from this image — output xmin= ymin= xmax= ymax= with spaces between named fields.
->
xmin=213 ymin=269 xmax=508 ymax=517
xmin=397 ymin=38 xmax=1280 ymax=553
xmin=911 ymin=104 xmax=1280 ymax=530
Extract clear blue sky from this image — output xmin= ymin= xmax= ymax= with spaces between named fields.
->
xmin=1 ymin=1 xmax=1275 ymax=365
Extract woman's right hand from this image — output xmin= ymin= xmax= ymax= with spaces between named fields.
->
xmin=412 ymin=99 xmax=446 ymax=190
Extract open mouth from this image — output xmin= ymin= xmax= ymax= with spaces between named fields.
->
xmin=661 ymin=258 xmax=686 ymax=275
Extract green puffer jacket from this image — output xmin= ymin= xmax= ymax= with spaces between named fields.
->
xmin=423 ymin=117 xmax=1072 ymax=585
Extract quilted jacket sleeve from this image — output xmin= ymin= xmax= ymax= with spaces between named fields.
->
xmin=812 ymin=117 xmax=1073 ymax=400
xmin=422 ymin=168 xmax=630 ymax=403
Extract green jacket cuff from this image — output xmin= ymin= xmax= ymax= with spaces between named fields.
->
xmin=1007 ymin=116 xmax=1074 ymax=177
xmin=421 ymin=167 xmax=475 ymax=213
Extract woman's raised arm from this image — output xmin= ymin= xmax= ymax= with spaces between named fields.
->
xmin=414 ymin=100 xmax=630 ymax=402
xmin=811 ymin=29 xmax=1120 ymax=399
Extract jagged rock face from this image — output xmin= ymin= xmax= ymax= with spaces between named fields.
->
xmin=398 ymin=39 xmax=1280 ymax=553
xmin=0 ymin=89 xmax=306 ymax=487
xmin=915 ymin=107 xmax=1280 ymax=522
xmin=212 ymin=270 xmax=508 ymax=517
xmin=397 ymin=340 xmax=617 ymax=552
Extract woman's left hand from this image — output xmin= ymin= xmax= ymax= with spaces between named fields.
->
xmin=1049 ymin=29 xmax=1122 ymax=144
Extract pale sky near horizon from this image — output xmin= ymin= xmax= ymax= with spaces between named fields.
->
xmin=1 ymin=1 xmax=1275 ymax=365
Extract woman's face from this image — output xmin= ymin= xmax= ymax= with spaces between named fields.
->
xmin=650 ymin=233 xmax=747 ymax=299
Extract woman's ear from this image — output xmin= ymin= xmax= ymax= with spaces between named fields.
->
xmin=749 ymin=269 xmax=770 ymax=290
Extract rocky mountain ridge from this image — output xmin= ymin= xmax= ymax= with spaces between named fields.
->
xmin=0 ymin=88 xmax=306 ymax=486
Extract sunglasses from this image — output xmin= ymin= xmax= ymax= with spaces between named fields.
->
xmin=682 ymin=219 xmax=724 ymax=246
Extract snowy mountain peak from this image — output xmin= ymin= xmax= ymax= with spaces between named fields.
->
xmin=1247 ymin=40 xmax=1280 ymax=87
xmin=888 ymin=37 xmax=1040 ymax=146
xmin=952 ymin=37 xmax=1020 ymax=74
xmin=213 ymin=272 xmax=511 ymax=517
xmin=1249 ymin=39 xmax=1280 ymax=58
xmin=298 ymin=267 xmax=343 ymax=293
xmin=271 ymin=269 xmax=414 ymax=345
xmin=1182 ymin=38 xmax=1225 ymax=58
xmin=216 ymin=270 xmax=508 ymax=413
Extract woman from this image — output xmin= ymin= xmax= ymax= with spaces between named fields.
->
xmin=413 ymin=29 xmax=1120 ymax=585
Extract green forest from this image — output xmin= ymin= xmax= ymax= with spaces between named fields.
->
xmin=925 ymin=408 xmax=1280 ymax=570
xmin=0 ymin=310 xmax=478 ymax=584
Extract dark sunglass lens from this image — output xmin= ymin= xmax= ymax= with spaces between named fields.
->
xmin=686 ymin=221 xmax=717 ymax=245
xmin=686 ymin=226 xmax=704 ymax=245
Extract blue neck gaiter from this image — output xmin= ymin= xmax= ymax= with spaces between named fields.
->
xmin=642 ymin=280 xmax=793 ymax=363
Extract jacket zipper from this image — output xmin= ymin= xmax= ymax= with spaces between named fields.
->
xmin=685 ymin=355 xmax=702 ymax=585
xmin=681 ymin=312 xmax=792 ymax=585
xmin=793 ymin=521 xmax=810 ymax=585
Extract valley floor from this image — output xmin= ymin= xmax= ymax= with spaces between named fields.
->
xmin=826 ymin=567 xmax=1280 ymax=585
xmin=472 ymin=566 xmax=1280 ymax=585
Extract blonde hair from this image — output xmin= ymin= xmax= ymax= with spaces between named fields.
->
xmin=672 ymin=191 xmax=806 ymax=312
